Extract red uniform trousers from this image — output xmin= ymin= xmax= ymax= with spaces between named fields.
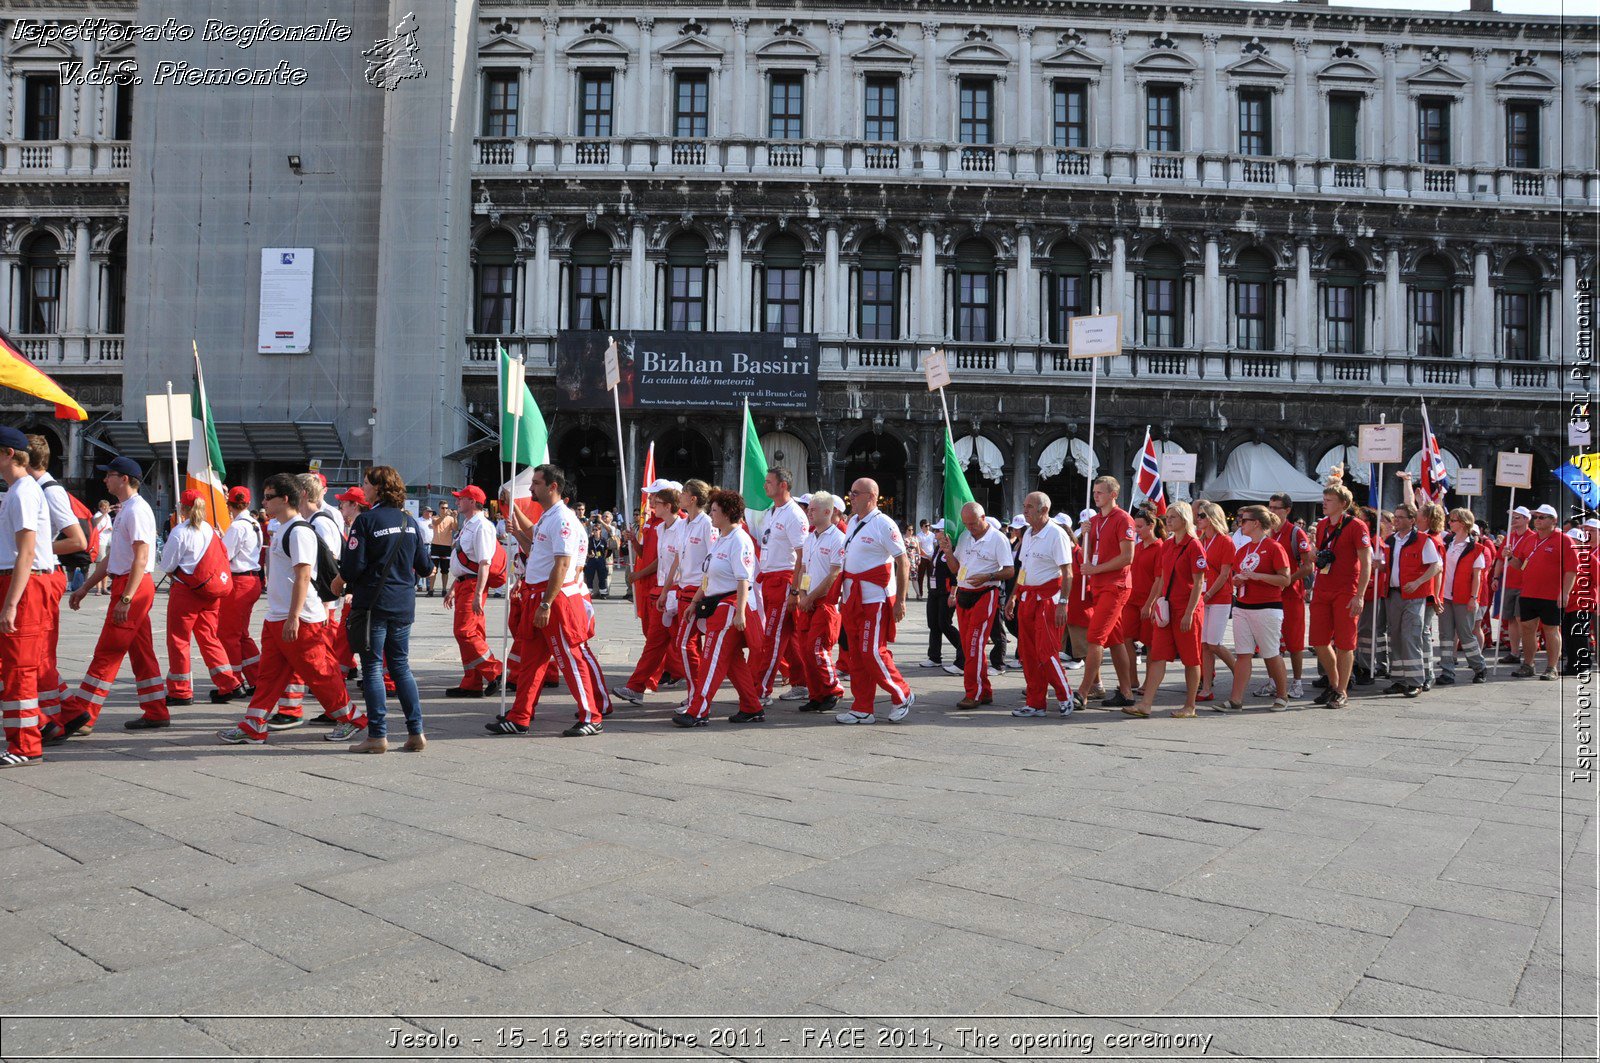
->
xmin=237 ymin=619 xmax=361 ymax=741
xmin=165 ymin=582 xmax=241 ymax=699
xmin=574 ymin=590 xmax=612 ymax=716
xmin=1280 ymin=592 xmax=1308 ymax=654
xmin=217 ymin=571 xmax=263 ymax=687
xmin=507 ymin=581 xmax=531 ymax=676
xmin=273 ymin=602 xmax=345 ymax=721
xmin=794 ymin=601 xmax=844 ymax=701
xmin=841 ymin=586 xmax=910 ymax=715
xmin=957 ymin=587 xmax=1003 ymax=700
xmin=685 ymin=598 xmax=763 ymax=719
xmin=329 ymin=607 xmax=356 ymax=671
xmin=63 ymin=573 xmax=166 ymax=726
xmin=754 ymin=571 xmax=804 ymax=698
xmin=1017 ymin=583 xmax=1074 ymax=710
xmin=668 ymin=585 xmax=703 ymax=693
xmin=36 ymin=568 xmax=66 ymax=723
xmin=507 ymin=583 xmax=602 ymax=726
xmin=623 ymin=585 xmax=677 ymax=693
xmin=451 ymin=577 xmax=503 ymax=690
xmin=1 ymin=573 xmax=49 ymax=758
xmin=1086 ymin=584 xmax=1131 ymax=646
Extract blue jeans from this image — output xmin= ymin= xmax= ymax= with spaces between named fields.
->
xmin=361 ymin=616 xmax=423 ymax=739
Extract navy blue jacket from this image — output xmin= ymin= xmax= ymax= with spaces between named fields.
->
xmin=339 ymin=504 xmax=433 ymax=620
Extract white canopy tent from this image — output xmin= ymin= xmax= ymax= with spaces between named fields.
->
xmin=1036 ymin=437 xmax=1101 ymax=481
xmin=954 ymin=435 xmax=1006 ymax=482
xmin=1202 ymin=442 xmax=1327 ymax=503
xmin=760 ymin=431 xmax=811 ymax=496
xmin=1315 ymin=444 xmax=1370 ymax=486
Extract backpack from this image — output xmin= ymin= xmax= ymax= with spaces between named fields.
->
xmin=281 ymin=519 xmax=341 ymax=603
xmin=454 ymin=540 xmax=508 ymax=589
xmin=42 ymin=481 xmax=95 ymax=570
xmin=171 ymin=526 xmax=232 ymax=600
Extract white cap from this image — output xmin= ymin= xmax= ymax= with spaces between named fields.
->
xmin=1534 ymin=504 xmax=1559 ymax=518
xmin=796 ymin=493 xmax=812 ymax=505
xmin=1586 ymin=518 xmax=1600 ymax=529
xmin=1080 ymin=508 xmax=1097 ymax=524
xmin=643 ymin=478 xmax=676 ymax=494
xmin=986 ymin=516 xmax=1003 ymax=531
xmin=932 ymin=518 xmax=946 ymax=531
xmin=1010 ymin=515 xmax=1027 ymax=529
xmin=1053 ymin=512 xmax=1073 ymax=529
xmin=1512 ymin=506 xmax=1532 ymax=519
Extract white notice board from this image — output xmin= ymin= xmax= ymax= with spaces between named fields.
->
xmin=258 ymin=248 xmax=314 ymax=353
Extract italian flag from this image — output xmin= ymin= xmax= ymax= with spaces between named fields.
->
xmin=943 ymin=428 xmax=976 ymax=545
xmin=187 ymin=357 xmax=230 ymax=530
xmin=499 ymin=342 xmax=547 ymax=522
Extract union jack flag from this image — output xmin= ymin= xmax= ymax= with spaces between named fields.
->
xmin=1132 ymin=427 xmax=1167 ymax=515
xmin=1419 ymin=400 xmax=1451 ymax=504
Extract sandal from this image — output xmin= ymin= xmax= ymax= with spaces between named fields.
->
xmin=1120 ymin=706 xmax=1151 ymax=718
xmin=1170 ymin=708 xmax=1198 ymax=718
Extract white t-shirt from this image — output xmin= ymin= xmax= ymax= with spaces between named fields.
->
xmin=758 ymin=499 xmax=807 ymax=576
xmin=704 ymin=525 xmax=755 ymax=597
xmin=1231 ymin=529 xmax=1250 ymax=551
xmin=415 ymin=516 xmax=434 ymax=546
xmin=311 ymin=503 xmax=345 ymax=554
xmin=265 ymin=519 xmax=328 ymax=624
xmin=35 ymin=474 xmax=75 ymax=570
xmin=1443 ymin=538 xmax=1487 ymax=595
xmin=953 ymin=528 xmax=1014 ymax=590
xmin=159 ymin=521 xmax=215 ymax=575
xmin=107 ymin=493 xmax=157 ymax=576
xmin=917 ymin=530 xmax=937 ymax=560
xmin=524 ymin=501 xmax=582 ymax=586
xmin=801 ymin=524 xmax=846 ymax=595
xmin=1018 ymin=521 xmax=1072 ymax=589
xmin=675 ymin=512 xmax=717 ymax=589
xmin=843 ymin=509 xmax=905 ymax=605
xmin=450 ymin=511 xmax=497 ymax=578
xmin=92 ymin=510 xmax=112 ymax=539
xmin=0 ymin=474 xmax=51 ymax=571
xmin=223 ymin=514 xmax=262 ymax=572
xmin=1389 ymin=529 xmax=1442 ymax=588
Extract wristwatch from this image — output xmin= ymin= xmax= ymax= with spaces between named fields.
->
xmin=119 ymin=594 xmax=133 ymax=604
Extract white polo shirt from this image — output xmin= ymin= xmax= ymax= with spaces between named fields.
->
xmin=842 ymin=509 xmax=905 ymax=604
xmin=675 ymin=511 xmax=717 ymax=589
xmin=159 ymin=521 xmax=215 ymax=576
xmin=758 ymin=499 xmax=807 ymax=576
xmin=223 ymin=514 xmax=262 ymax=573
xmin=1018 ymin=520 xmax=1072 ymax=589
xmin=107 ymin=493 xmax=157 ymax=576
xmin=35 ymin=474 xmax=75 ymax=570
xmin=450 ymin=511 xmax=497 ymax=578
xmin=704 ymin=525 xmax=755 ymax=597
xmin=953 ymin=528 xmax=1014 ymax=591
xmin=801 ymin=524 xmax=846 ymax=595
xmin=265 ymin=519 xmax=327 ymax=624
xmin=525 ymin=501 xmax=582 ymax=587
xmin=0 ymin=474 xmax=51 ymax=571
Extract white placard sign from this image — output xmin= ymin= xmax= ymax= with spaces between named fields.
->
xmin=504 ymin=357 xmax=526 ymax=415
xmin=603 ymin=340 xmax=621 ymax=391
xmin=1158 ymin=452 xmax=1198 ymax=484
xmin=1495 ymin=451 xmax=1534 ymax=489
xmin=1067 ymin=314 xmax=1122 ymax=358
xmin=1357 ymin=423 xmax=1404 ymax=464
xmin=144 ymin=393 xmax=193 ymax=444
xmin=258 ymin=247 xmax=314 ymax=353
xmin=924 ymin=349 xmax=951 ymax=391
xmin=1455 ymin=467 xmax=1484 ymax=496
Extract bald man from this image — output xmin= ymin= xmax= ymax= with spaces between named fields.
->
xmin=836 ymin=478 xmax=913 ymax=724
xmin=938 ymin=502 xmax=1014 ymax=709
xmin=1008 ymin=492 xmax=1077 ymax=716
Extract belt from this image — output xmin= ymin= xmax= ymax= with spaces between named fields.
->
xmin=0 ymin=568 xmax=50 ymax=576
xmin=232 ymin=569 xmax=262 ymax=576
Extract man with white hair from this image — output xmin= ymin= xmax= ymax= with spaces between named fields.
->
xmin=938 ymin=501 xmax=1014 ymax=709
xmin=754 ymin=467 xmax=809 ymax=706
xmin=836 ymin=478 xmax=913 ymax=723
xmin=789 ymin=490 xmax=847 ymax=713
xmin=1010 ymin=491 xmax=1076 ymax=716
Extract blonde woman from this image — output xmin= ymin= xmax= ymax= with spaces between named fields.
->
xmin=157 ymin=491 xmax=242 ymax=712
xmin=1192 ymin=500 xmax=1239 ymax=703
xmin=1224 ymin=505 xmax=1293 ymax=712
xmin=1419 ymin=502 xmax=1448 ymax=689
xmin=1126 ymin=501 xmax=1206 ymax=719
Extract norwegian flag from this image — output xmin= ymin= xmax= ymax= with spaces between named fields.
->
xmin=1419 ymin=400 xmax=1451 ymax=504
xmin=1131 ymin=426 xmax=1168 ymax=515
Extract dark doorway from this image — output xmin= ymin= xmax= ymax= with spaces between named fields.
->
xmin=653 ymin=425 xmax=717 ymax=489
xmin=555 ymin=425 xmax=620 ymax=513
xmin=842 ymin=431 xmax=908 ymax=521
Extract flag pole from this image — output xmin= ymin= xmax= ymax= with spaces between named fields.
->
xmin=1495 ymin=447 xmax=1521 ymax=670
xmin=612 ymin=374 xmax=628 ymax=521
xmin=739 ymin=396 xmax=748 ymax=499
xmin=497 ymin=345 xmax=522 ymax=724
xmin=191 ymin=340 xmax=220 ymax=521
xmin=165 ymin=380 xmax=182 ymax=526
xmin=1369 ymin=413 xmax=1386 ymax=680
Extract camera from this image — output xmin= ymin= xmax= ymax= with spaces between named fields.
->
xmin=1315 ymin=548 xmax=1337 ymax=572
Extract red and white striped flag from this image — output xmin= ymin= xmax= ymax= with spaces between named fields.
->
xmin=1131 ymin=426 xmax=1167 ymax=515
xmin=638 ymin=440 xmax=656 ymax=524
xmin=1419 ymin=400 xmax=1451 ymax=504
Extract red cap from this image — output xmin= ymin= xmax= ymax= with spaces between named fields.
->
xmin=179 ymin=489 xmax=201 ymax=507
xmin=228 ymin=486 xmax=251 ymax=504
xmin=335 ymin=486 xmax=368 ymax=507
xmin=314 ymin=472 xmax=327 ymax=487
xmin=452 ymin=485 xmax=486 ymax=504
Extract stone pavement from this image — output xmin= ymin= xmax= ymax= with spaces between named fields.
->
xmin=0 ymin=585 xmax=1594 ymax=1061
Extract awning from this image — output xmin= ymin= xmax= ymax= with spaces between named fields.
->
xmin=445 ymin=435 xmax=498 ymax=464
xmin=955 ymin=435 xmax=1005 ymax=482
xmin=1037 ymin=437 xmax=1100 ymax=481
xmin=1316 ymin=444 xmax=1369 ymax=486
xmin=92 ymin=421 xmax=347 ymax=466
xmin=1202 ymin=442 xmax=1326 ymax=503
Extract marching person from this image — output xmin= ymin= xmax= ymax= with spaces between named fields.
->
xmin=612 ymin=482 xmax=684 ymax=705
xmin=53 ymin=456 xmax=166 ymax=740
xmin=659 ymin=479 xmax=716 ymax=703
xmin=1126 ymin=501 xmax=1206 ymax=719
xmin=1382 ymin=503 xmax=1442 ymax=698
xmin=835 ymin=477 xmax=913 ymax=724
xmin=1510 ymin=504 xmax=1578 ymax=681
xmin=1496 ymin=506 xmax=1533 ymax=663
xmin=270 ymin=473 xmax=347 ymax=727
xmin=217 ymin=474 xmax=365 ymax=745
xmin=0 ymin=427 xmax=51 ymax=767
xmin=1437 ymin=508 xmax=1489 ymax=685
xmin=679 ymin=490 xmax=765 ymax=726
xmin=919 ymin=519 xmax=963 ymax=675
xmin=790 ymin=490 xmax=846 ymax=714
xmin=1079 ymin=476 xmax=1138 ymax=709
xmin=339 ymin=465 xmax=433 ymax=753
xmin=1193 ymin=500 xmax=1239 ymax=705
xmin=157 ymin=491 xmax=242 ymax=712
xmin=491 ymin=463 xmax=605 ymax=737
xmin=939 ymin=501 xmax=1014 ymax=710
xmin=444 ymin=485 xmax=504 ymax=698
xmin=1222 ymin=504 xmax=1292 ymax=712
xmin=1120 ymin=504 xmax=1164 ymax=698
xmin=219 ymin=487 xmax=263 ymax=693
xmin=27 ymin=434 xmax=89 ymax=730
xmin=754 ymin=467 xmax=809 ymax=706
xmin=330 ymin=485 xmax=371 ymax=676
xmin=1264 ymin=493 xmax=1312 ymax=699
xmin=1418 ymin=501 xmax=1449 ymax=689
xmin=915 ymin=519 xmax=935 ymax=600
xmin=1008 ymin=491 xmax=1075 ymax=718
xmin=1308 ymin=480 xmax=1372 ymax=709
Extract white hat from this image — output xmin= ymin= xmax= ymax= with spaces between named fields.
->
xmin=796 ymin=493 xmax=812 ymax=505
xmin=1053 ymin=512 xmax=1073 ymax=529
xmin=986 ymin=516 xmax=1003 ymax=531
xmin=643 ymin=478 xmax=675 ymax=493
xmin=1009 ymin=515 xmax=1027 ymax=529
xmin=1080 ymin=508 xmax=1097 ymax=524
xmin=1512 ymin=505 xmax=1532 ymax=519
xmin=1586 ymin=518 xmax=1600 ymax=529
xmin=1534 ymin=504 xmax=1559 ymax=518
xmin=932 ymin=518 xmax=946 ymax=531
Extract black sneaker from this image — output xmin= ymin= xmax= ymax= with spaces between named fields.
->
xmin=123 ymin=716 xmax=169 ymax=730
xmin=485 ymin=719 xmax=529 ymax=735
xmin=1103 ymin=690 xmax=1135 ymax=709
xmin=265 ymin=713 xmax=305 ymax=730
xmin=1383 ymin=682 xmax=1409 ymax=695
xmin=728 ymin=710 xmax=766 ymax=724
xmin=1352 ymin=673 xmax=1375 ymax=687
xmin=1313 ymin=689 xmax=1334 ymax=706
xmin=1313 ymin=675 xmax=1330 ymax=689
xmin=209 ymin=688 xmax=241 ymax=704
xmin=796 ymin=700 xmax=821 ymax=713
xmin=444 ymin=686 xmax=482 ymax=698
xmin=561 ymin=721 xmax=602 ymax=737
xmin=1401 ymin=685 xmax=1422 ymax=698
xmin=505 ymin=679 xmax=518 ymax=692
xmin=345 ymin=667 xmax=360 ymax=681
xmin=1435 ymin=675 xmax=1455 ymax=686
xmin=308 ymin=714 xmax=338 ymax=727
xmin=1498 ymin=653 xmax=1522 ymax=665
xmin=1511 ymin=664 xmax=1535 ymax=678
xmin=482 ymin=677 xmax=503 ymax=698
xmin=1472 ymin=670 xmax=1488 ymax=684
xmin=167 ymin=696 xmax=193 ymax=707
xmin=671 ymin=713 xmax=707 ymax=728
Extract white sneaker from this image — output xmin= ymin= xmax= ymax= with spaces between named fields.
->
xmin=1005 ymin=657 xmax=1022 ymax=670
xmin=611 ymin=685 xmax=645 ymax=705
xmin=917 ymin=659 xmax=943 ymax=669
xmin=1063 ymin=658 xmax=1084 ymax=670
xmin=779 ymin=687 xmax=809 ymax=701
xmin=217 ymin=726 xmax=262 ymax=745
xmin=941 ymin=663 xmax=961 ymax=676
xmin=1012 ymin=706 xmax=1044 ymax=717
xmin=886 ymin=692 xmax=914 ymax=722
xmin=1289 ymin=679 xmax=1306 ymax=699
xmin=326 ymin=721 xmax=362 ymax=741
xmin=986 ymin=666 xmax=1002 ymax=677
xmin=1270 ymin=698 xmax=1290 ymax=712
xmin=1057 ymin=697 xmax=1075 ymax=717
xmin=835 ymin=710 xmax=876 ymax=724
xmin=759 ymin=696 xmax=774 ymax=709
xmin=1252 ymin=680 xmax=1277 ymax=698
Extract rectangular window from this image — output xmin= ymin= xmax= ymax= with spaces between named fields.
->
xmin=1418 ymin=97 xmax=1450 ymax=165
xmin=674 ymin=73 xmax=709 ymax=139
xmin=578 ymin=72 xmax=613 ymax=138
xmin=1052 ymin=81 xmax=1088 ymax=148
xmin=105 ymin=258 xmax=126 ymax=334
xmin=1412 ymin=289 xmax=1448 ymax=356
xmin=113 ymin=83 xmax=133 ymax=140
xmin=858 ymin=268 xmax=898 ymax=339
xmin=1048 ymin=274 xmax=1086 ymax=344
xmin=571 ymin=267 xmax=610 ymax=330
xmin=1238 ymin=89 xmax=1271 ymax=156
xmin=864 ymin=76 xmax=898 ymax=141
xmin=763 ymin=266 xmax=803 ymax=333
xmin=23 ymin=264 xmax=60 ymax=334
xmin=1144 ymin=278 xmax=1180 ymax=347
xmin=769 ymin=73 xmax=804 ymax=140
xmin=482 ymin=70 xmax=519 ymax=137
xmin=958 ymin=79 xmax=993 ymax=144
xmin=474 ymin=265 xmax=516 ymax=334
xmin=956 ymin=272 xmax=992 ymax=341
xmin=1235 ymin=281 xmax=1270 ymax=350
xmin=1506 ymin=101 xmax=1540 ymax=169
xmin=1325 ymin=285 xmax=1358 ymax=355
xmin=1503 ymin=292 xmax=1534 ymax=359
xmin=23 ymin=76 xmax=58 ymax=141
xmin=1328 ymin=93 xmax=1360 ymax=160
xmin=668 ymin=266 xmax=706 ymax=331
xmin=1147 ymin=86 xmax=1179 ymax=153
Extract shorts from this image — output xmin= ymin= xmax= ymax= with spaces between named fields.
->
xmin=1309 ymin=589 xmax=1360 ymax=652
xmin=1502 ymin=587 xmax=1522 ymax=622
xmin=429 ymin=545 xmax=451 ymax=560
xmin=1280 ymin=595 xmax=1307 ymax=653
xmin=1519 ymin=596 xmax=1562 ymax=627
xmin=1086 ymin=585 xmax=1131 ymax=646
xmin=1233 ymin=607 xmax=1283 ymax=657
xmin=1201 ymin=602 xmax=1232 ymax=645
xmin=1120 ymin=597 xmax=1151 ymax=647
xmin=1150 ymin=607 xmax=1203 ymax=666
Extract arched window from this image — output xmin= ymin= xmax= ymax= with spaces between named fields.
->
xmin=1046 ymin=240 xmax=1090 ymax=344
xmin=761 ymin=234 xmax=805 ymax=334
xmin=953 ymin=238 xmax=996 ymax=342
xmin=1411 ymin=254 xmax=1453 ymax=357
xmin=1141 ymin=244 xmax=1183 ymax=347
xmin=473 ymin=230 xmax=517 ymax=335
xmin=21 ymin=232 xmax=61 ymax=334
xmin=666 ymin=232 xmax=708 ymax=332
xmin=1233 ymin=249 xmax=1274 ymax=351
xmin=105 ymin=233 xmax=127 ymax=334
xmin=857 ymin=236 xmax=900 ymax=340
xmin=1323 ymin=252 xmax=1362 ymax=355
xmin=568 ymin=232 xmax=611 ymax=331
xmin=1501 ymin=258 xmax=1540 ymax=361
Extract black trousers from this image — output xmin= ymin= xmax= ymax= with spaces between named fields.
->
xmin=927 ymin=590 xmax=962 ymax=665
xmin=1564 ymin=609 xmax=1593 ymax=673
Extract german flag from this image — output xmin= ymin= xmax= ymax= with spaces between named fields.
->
xmin=0 ymin=328 xmax=86 ymax=421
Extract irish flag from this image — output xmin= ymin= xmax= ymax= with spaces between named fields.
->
xmin=187 ymin=346 xmax=229 ymax=530
xmin=499 ymin=342 xmax=546 ymax=523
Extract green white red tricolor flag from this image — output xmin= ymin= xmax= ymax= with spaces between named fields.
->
xmin=188 ymin=342 xmax=230 ymax=530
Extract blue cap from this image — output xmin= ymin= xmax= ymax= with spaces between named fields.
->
xmin=0 ymin=426 xmax=28 ymax=451
xmin=96 ymin=455 xmax=143 ymax=478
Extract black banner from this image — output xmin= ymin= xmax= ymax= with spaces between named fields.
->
xmin=554 ymin=330 xmax=819 ymax=413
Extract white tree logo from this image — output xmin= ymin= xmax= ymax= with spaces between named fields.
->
xmin=364 ymin=12 xmax=426 ymax=91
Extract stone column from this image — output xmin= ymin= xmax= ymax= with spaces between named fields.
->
xmin=8 ymin=73 xmax=22 ymax=140
xmin=1202 ymin=234 xmax=1222 ymax=350
xmin=630 ymin=219 xmax=648 ymax=328
xmin=920 ymin=224 xmax=939 ymax=339
xmin=1291 ymin=39 xmax=1311 ymax=159
xmin=1469 ymin=48 xmax=1491 ymax=170
xmin=540 ymin=16 xmax=559 ymax=135
xmin=827 ymin=20 xmax=846 ymax=137
xmin=1017 ymin=26 xmax=1035 ymax=145
xmin=726 ymin=219 xmax=744 ymax=330
xmin=635 ymin=18 xmax=656 ymax=135
xmin=532 ymin=216 xmax=552 ymax=333
xmin=1380 ymin=43 xmax=1399 ymax=164
xmin=1470 ymin=245 xmax=1492 ymax=359
xmin=1110 ymin=231 xmax=1128 ymax=345
xmin=68 ymin=217 xmax=91 ymax=335
xmin=1016 ymin=225 xmax=1036 ymax=344
xmin=0 ymin=257 xmax=14 ymax=334
xmin=1200 ymin=34 xmax=1219 ymax=156
xmin=1109 ymin=29 xmax=1128 ymax=150
xmin=1561 ymin=252 xmax=1578 ymax=366
xmin=823 ymin=222 xmax=841 ymax=337
xmin=1383 ymin=238 xmax=1403 ymax=355
xmin=920 ymin=22 xmax=940 ymax=142
xmin=76 ymin=40 xmax=98 ymax=144
xmin=915 ymin=422 xmax=938 ymax=522
xmin=1295 ymin=239 xmax=1313 ymax=354
xmin=731 ymin=19 xmax=749 ymax=140
xmin=1010 ymin=432 xmax=1033 ymax=514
